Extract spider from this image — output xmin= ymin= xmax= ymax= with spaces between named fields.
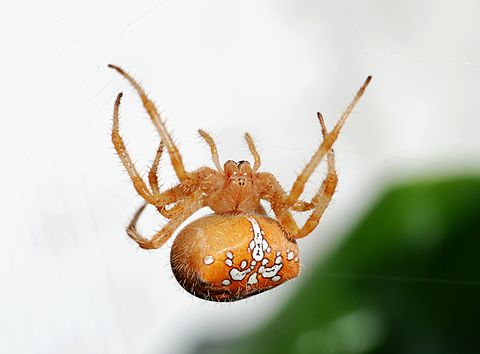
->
xmin=109 ymin=64 xmax=371 ymax=302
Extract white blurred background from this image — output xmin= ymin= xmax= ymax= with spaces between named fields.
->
xmin=1 ymin=0 xmax=479 ymax=353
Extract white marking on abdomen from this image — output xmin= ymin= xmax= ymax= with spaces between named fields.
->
xmin=247 ymin=272 xmax=258 ymax=286
xmin=259 ymin=263 xmax=283 ymax=278
xmin=246 ymin=217 xmax=269 ymax=261
xmin=258 ymin=254 xmax=283 ymax=279
xmin=203 ymin=255 xmax=214 ymax=265
xmin=220 ymin=217 xmax=290 ymax=287
xmin=230 ymin=268 xmax=251 ymax=281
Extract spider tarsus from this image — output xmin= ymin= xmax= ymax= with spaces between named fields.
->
xmin=108 ymin=64 xmax=127 ymax=77
xmin=316 ymin=112 xmax=327 ymax=137
xmin=115 ymin=92 xmax=123 ymax=102
xmin=364 ymin=75 xmax=372 ymax=88
xmin=356 ymin=75 xmax=372 ymax=99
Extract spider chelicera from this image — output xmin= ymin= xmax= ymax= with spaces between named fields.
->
xmin=109 ymin=64 xmax=371 ymax=302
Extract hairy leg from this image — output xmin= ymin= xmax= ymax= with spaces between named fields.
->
xmin=109 ymin=64 xmax=188 ymax=181
xmin=286 ymin=76 xmax=371 ymax=207
xmin=146 ymin=140 xmax=219 ymax=220
xmin=198 ymin=129 xmax=223 ymax=172
xmin=159 ymin=166 xmax=220 ymax=219
xmin=146 ymin=141 xmax=187 ymax=218
xmin=293 ymin=113 xmax=338 ymax=238
xmin=291 ymin=113 xmax=337 ymax=212
xmin=112 ymin=93 xmax=175 ymax=205
xmin=258 ymin=172 xmax=300 ymax=235
xmin=113 ymin=92 xmax=216 ymax=219
xmin=148 ymin=141 xmax=164 ymax=195
xmin=127 ymin=194 xmax=204 ymax=249
xmin=244 ymin=133 xmax=261 ymax=173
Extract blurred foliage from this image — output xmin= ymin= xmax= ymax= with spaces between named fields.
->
xmin=191 ymin=176 xmax=480 ymax=354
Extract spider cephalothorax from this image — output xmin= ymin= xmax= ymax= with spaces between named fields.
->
xmin=109 ymin=64 xmax=371 ymax=301
xmin=205 ymin=160 xmax=264 ymax=215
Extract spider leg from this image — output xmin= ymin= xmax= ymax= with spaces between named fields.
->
xmin=291 ymin=112 xmax=337 ymax=212
xmin=155 ymin=166 xmax=219 ymax=219
xmin=127 ymin=194 xmax=204 ymax=249
xmin=258 ymin=172 xmax=300 ymax=235
xmin=198 ymin=129 xmax=223 ymax=172
xmin=109 ymin=64 xmax=188 ymax=182
xmin=148 ymin=141 xmax=164 ymax=195
xmin=244 ymin=133 xmax=261 ymax=173
xmin=113 ymin=93 xmax=206 ymax=210
xmin=292 ymin=113 xmax=338 ymax=238
xmin=286 ymin=76 xmax=371 ymax=207
xmin=146 ymin=141 xmax=186 ymax=218
xmin=112 ymin=93 xmax=174 ymax=205
xmin=146 ymin=132 xmax=221 ymax=219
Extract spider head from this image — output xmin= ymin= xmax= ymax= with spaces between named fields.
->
xmin=224 ymin=160 xmax=253 ymax=187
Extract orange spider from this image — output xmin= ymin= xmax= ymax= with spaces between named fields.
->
xmin=109 ymin=64 xmax=371 ymax=302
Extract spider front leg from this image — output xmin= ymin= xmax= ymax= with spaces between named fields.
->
xmin=112 ymin=92 xmax=216 ymax=218
xmin=258 ymin=172 xmax=300 ymax=235
xmin=151 ymin=169 xmax=214 ymax=220
xmin=146 ymin=140 xmax=195 ymax=218
xmin=286 ymin=76 xmax=371 ymax=208
xmin=127 ymin=193 xmax=204 ymax=249
xmin=112 ymin=93 xmax=179 ymax=206
xmin=109 ymin=64 xmax=188 ymax=182
xmin=259 ymin=128 xmax=336 ymax=239
xmin=292 ymin=113 xmax=338 ymax=238
xmin=148 ymin=141 xmax=164 ymax=195
xmin=261 ymin=76 xmax=371 ymax=238
xmin=291 ymin=112 xmax=337 ymax=213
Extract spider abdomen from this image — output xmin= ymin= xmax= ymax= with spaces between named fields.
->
xmin=171 ymin=214 xmax=300 ymax=302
